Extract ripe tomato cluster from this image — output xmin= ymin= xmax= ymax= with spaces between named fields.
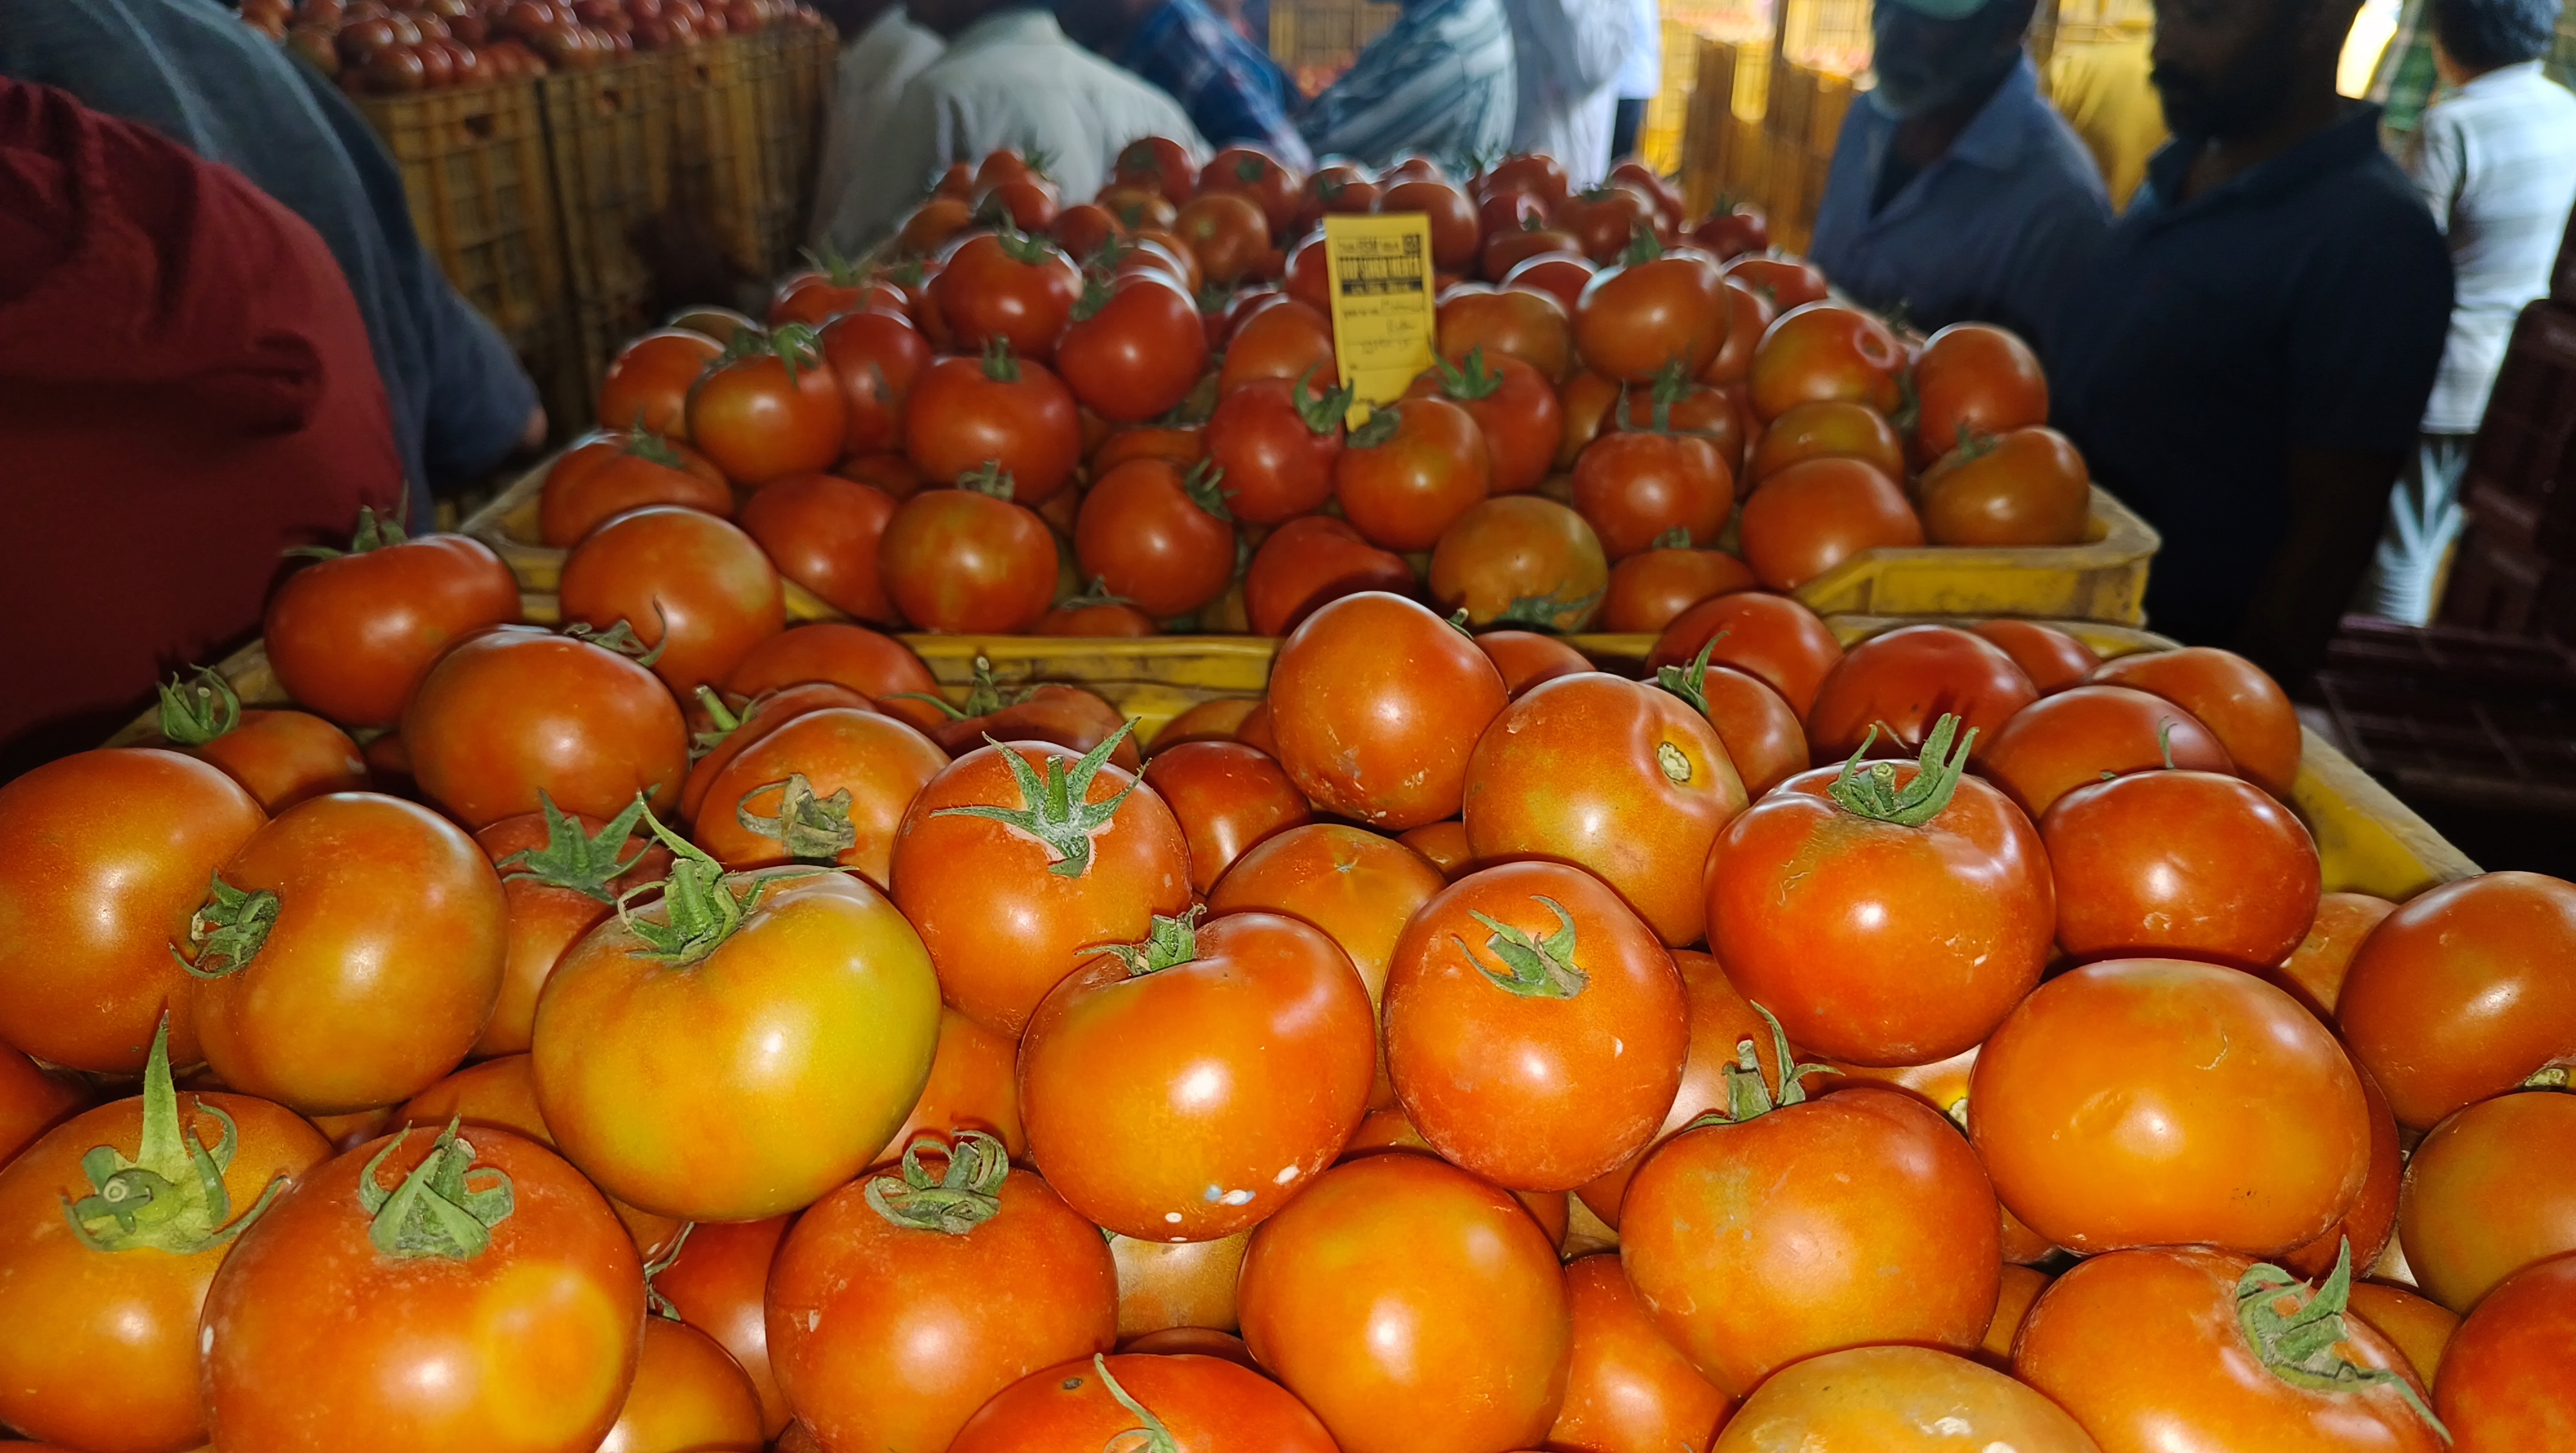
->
xmin=3 ymin=466 xmax=2572 ymax=1453
xmin=562 ymin=142 xmax=2092 ymax=647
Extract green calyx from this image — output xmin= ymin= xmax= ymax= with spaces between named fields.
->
xmin=1098 ymin=1354 xmax=1181 ymax=1453
xmin=615 ymin=805 xmax=781 ymax=966
xmin=1653 ymin=526 xmax=1693 ymax=551
xmin=1684 ymin=1002 xmax=1832 ymax=1129
xmin=495 ymin=791 xmax=651 ymax=903
xmin=284 ymin=504 xmax=406 ymax=561
xmin=1455 ymin=895 xmax=1589 ymax=1000
xmin=797 ymin=245 xmax=865 ymax=287
xmin=1072 ymin=267 xmax=1118 ymax=323
xmin=1826 ymin=714 xmax=1976 ymax=828
xmin=1645 ymin=359 xmax=1694 ymax=434
xmin=735 ymin=773 xmax=858 ymax=864
xmin=865 ymin=1131 xmax=1010 ymax=1234
xmin=562 ymin=615 xmax=670 ymax=669
xmin=60 ymin=1016 xmax=287 ymax=1256
xmin=1620 ymin=227 xmax=1665 ymax=267
xmin=1434 ymin=347 xmax=1504 ymax=403
xmin=156 ymin=665 xmax=244 ymax=746
xmin=1347 ymin=404 xmax=1401 ymax=449
xmin=691 ymin=687 xmax=746 ymax=759
xmin=887 ymin=654 xmax=1028 ymax=721
xmin=1444 ymin=607 xmax=1475 ymax=639
xmin=958 ymin=461 xmax=1019 ymax=500
xmin=172 ymin=875 xmax=280 ymax=980
xmin=929 ymin=724 xmax=1141 ymax=879
xmin=1491 ymin=585 xmax=1602 ymax=632
xmin=1059 ymin=578 xmax=1138 ymax=613
xmin=623 ymin=428 xmax=686 ymax=468
xmin=766 ymin=323 xmax=824 ymax=386
xmin=1291 ymin=365 xmax=1356 ymax=435
xmin=992 ymin=221 xmax=1057 ymax=268
xmin=980 ymin=336 xmax=1023 ymax=385
xmin=1655 ymin=632 xmax=1731 ymax=715
xmin=1232 ymin=155 xmax=1268 ymax=183
xmin=359 ymin=1117 xmax=515 ymax=1261
xmin=1182 ymin=460 xmax=1234 ymax=522
xmin=1105 ymin=908 xmax=1203 ymax=978
xmin=2238 ymin=1240 xmax=2450 ymax=1441
xmin=642 ymin=1220 xmax=697 ymax=1322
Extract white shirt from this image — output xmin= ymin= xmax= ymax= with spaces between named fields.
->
xmin=2405 ymin=61 xmax=2576 ymax=433
xmin=1499 ymin=0 xmax=1634 ymax=187
xmin=808 ymin=6 xmax=946 ymax=254
xmin=837 ymin=8 xmax=1206 ymax=251
xmin=1615 ymin=0 xmax=1660 ymax=102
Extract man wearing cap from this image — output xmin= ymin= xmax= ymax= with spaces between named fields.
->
xmin=1810 ymin=0 xmax=2112 ymax=348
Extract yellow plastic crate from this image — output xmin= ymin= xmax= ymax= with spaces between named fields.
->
xmin=357 ymin=79 xmax=565 ymax=341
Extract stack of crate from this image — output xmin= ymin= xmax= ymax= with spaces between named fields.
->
xmin=540 ymin=53 xmax=673 ymax=432
xmin=1755 ymin=57 xmax=1852 ymax=251
xmin=1268 ymin=0 xmax=1402 ymax=91
xmin=2439 ymin=276 xmax=2576 ymax=638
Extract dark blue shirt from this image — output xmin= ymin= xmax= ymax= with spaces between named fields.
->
xmin=1119 ymin=0 xmax=1311 ymax=170
xmin=0 ymin=0 xmax=540 ymax=524
xmin=1812 ymin=57 xmax=2112 ymax=348
xmin=2050 ymin=104 xmax=2453 ymax=647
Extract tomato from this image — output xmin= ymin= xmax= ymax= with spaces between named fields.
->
xmin=1297 ymin=162 xmax=1381 ymax=231
xmin=1115 ymin=135 xmax=1198 ymax=200
xmin=1913 ymin=322 xmax=2049 ymax=461
xmin=1654 ymin=641 xmax=1810 ymax=799
xmin=539 ymin=431 xmax=732 ymax=549
xmin=1573 ymin=240 xmax=1728 ymax=382
xmin=1173 ymin=189 xmax=1271 ymax=283
xmin=1597 ymin=543 xmax=1751 ymax=634
xmin=1919 ymin=424 xmax=2091 ymax=547
xmin=1689 ymin=203 xmax=1770 ymax=261
xmin=2349 ymin=1282 xmax=2458 ymax=1386
xmin=1400 ymin=347 xmax=1560 ymax=496
xmin=652 ymin=1216 xmax=799 ymax=1438
xmin=689 ymin=678 xmax=882 ymax=821
xmin=903 ymin=343 xmax=1081 ymax=504
xmin=1436 ymin=281 xmax=1574 ymax=381
xmin=977 ymin=176 xmax=1061 ymax=234
xmin=928 ymin=227 xmax=1081 ymax=361
xmin=910 ymin=672 xmax=1140 ymax=772
xmin=1547 ymin=1253 xmax=1734 ymax=1452
xmin=1613 ymin=374 xmax=1747 ymax=472
xmin=1974 ymin=618 xmax=2101 ymax=695
xmin=2397 ymin=1090 xmax=2576 ymax=1313
xmin=1803 ymin=623 xmax=2034 ymax=761
xmin=687 ymin=325 xmax=847 ymax=485
xmin=1560 ymin=185 xmax=1654 ymax=261
xmin=768 ymin=254 xmax=877 ymax=329
xmin=951 ymin=1352 xmax=1335 ymax=1452
xmin=877 ymin=1003 xmax=1026 ymax=1164
xmin=1622 ymin=1075 xmax=2000 ymax=1396
xmin=689 ymin=707 xmax=947 ymax=886
xmin=472 ymin=799 xmax=669 ymax=1058
xmin=2280 ymin=1061 xmax=2403 ymax=1280
xmin=1503 ymin=249 xmax=1599 ymax=314
xmin=1237 ymin=1152 xmax=1571 ymax=1453
xmin=2016 ymin=1246 xmax=2445 ymax=1453
xmin=151 ymin=669 xmax=366 ymax=812
xmin=597 ymin=1316 xmax=764 ymax=1453
xmin=840 ymin=449 xmax=932 ymax=499
xmin=263 ymin=511 xmax=520 ymax=728
xmin=1973 ymin=958 xmax=2368 ymax=1255
xmin=402 ymin=625 xmax=690 ymax=828
xmin=1208 ymin=819 xmax=1446 ymax=1040
xmin=1980 ymin=683 xmax=2236 ymax=819
xmin=1073 ymin=457 xmax=1238 ymax=618
xmin=1426 ymin=496 xmax=1607 ymax=632
xmin=2043 ymin=768 xmax=2322 ymax=968
xmin=1721 ymin=253 xmax=1830 ymax=310
xmin=1708 ymin=717 xmax=2050 ymax=1064
xmin=1697 ymin=276 xmax=1777 ymax=387
xmin=1240 ymin=517 xmax=1407 ymax=634
xmin=1571 ymin=430 xmax=1736 ymax=559
xmin=2434 ymin=1249 xmax=2576 ymax=1448
xmin=1484 ymin=221 xmax=1585 ymax=283
xmin=1379 ymin=176 xmax=1478 ymax=270
xmin=2269 ymin=891 xmax=2398 ymax=1020
xmin=726 ymin=623 xmax=940 ymax=726
xmin=1049 ymin=200 xmax=1122 ymax=262
xmin=817 ymin=306 xmax=930 ymax=455
xmin=735 ymin=473 xmax=898 ymax=624
xmin=1645 ymin=591 xmax=1843 ymax=715
xmin=1334 ymin=397 xmax=1492 ymax=550
xmin=1736 ymin=455 xmax=1922 ymax=590
xmin=1218 ymin=297 xmax=1334 ymax=395
xmin=1747 ymin=302 xmax=1904 ymax=421
xmin=1269 ymin=593 xmax=1508 ymax=828
xmin=0 ymin=1042 xmax=86 ymax=1167
xmin=876 ymin=476 xmax=1060 ymax=634
xmin=1202 ymin=145 xmax=1299 ymax=237
xmin=1746 ymin=397 xmax=1905 ymax=484
xmin=891 ymin=734 xmax=1188 ymax=1036
xmin=1734 ymin=1345 xmax=2101 ymax=1452
xmin=1555 ymin=367 xmax=1623 ymax=469
xmin=1483 ymin=153 xmax=1571 ymax=211
xmin=0 ymin=1027 xmax=328 ymax=1453
xmin=1139 ymin=741 xmax=1312 ymax=893
xmin=561 ymin=506 xmax=784 ymax=694
xmin=599 ymin=328 xmax=723 ymax=439
xmin=1056 ymin=268 xmax=1207 ymax=424
xmin=1197 ymin=374 xmax=1339 ymax=525
xmin=1146 ymin=698 xmax=1259 ymax=755
xmin=768 ymin=1133 xmax=1117 ymax=1453
xmin=1978 ymin=1264 xmax=2055 ymax=1368
xmin=1385 ymin=859 xmax=1688 ymax=1189
xmin=2090 ymin=645 xmax=2304 ymax=799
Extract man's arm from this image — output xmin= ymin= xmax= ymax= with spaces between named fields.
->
xmin=2234 ymin=446 xmax=2408 ymax=689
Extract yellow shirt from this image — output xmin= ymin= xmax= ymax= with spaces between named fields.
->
xmin=2048 ymin=34 xmax=2168 ymax=210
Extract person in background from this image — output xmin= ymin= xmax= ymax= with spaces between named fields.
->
xmin=2050 ymin=0 xmax=2453 ymax=689
xmin=0 ymin=0 xmax=542 ymax=529
xmin=1609 ymin=0 xmax=1660 ymax=163
xmin=838 ymin=0 xmax=1206 ymax=248
xmin=1499 ymin=0 xmax=1633 ymax=187
xmin=0 ymin=79 xmax=405 ymax=777
xmin=1297 ymin=0 xmax=1515 ymax=168
xmin=1060 ymin=0 xmax=1310 ymax=169
xmin=2049 ymin=28 xmax=2168 ymax=208
xmin=1810 ymin=0 xmax=2110 ymax=346
xmin=807 ymin=0 xmax=945 ymax=254
xmin=2357 ymin=0 xmax=2576 ymax=623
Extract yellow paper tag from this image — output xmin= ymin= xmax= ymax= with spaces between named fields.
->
xmin=1322 ymin=213 xmax=1438 ymax=428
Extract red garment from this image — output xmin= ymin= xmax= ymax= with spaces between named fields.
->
xmin=0 ymin=79 xmax=404 ymax=777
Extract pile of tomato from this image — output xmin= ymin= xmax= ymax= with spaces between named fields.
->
xmin=246 ymin=0 xmax=804 ymax=93
xmin=562 ymin=141 xmax=2091 ymax=645
xmin=2 ymin=444 xmax=2573 ymax=1453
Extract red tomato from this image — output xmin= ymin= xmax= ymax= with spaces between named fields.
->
xmin=1115 ymin=136 xmax=1198 ymax=200
xmin=1746 ymin=398 xmax=1906 ymax=484
xmin=1385 ymin=859 xmax=1689 ymax=1189
xmin=1973 ymin=958 xmax=2369 ymax=1255
xmin=1437 ymin=282 xmax=1574 ymax=381
xmin=1206 ymin=370 xmax=1349 ymax=524
xmin=1571 ymin=429 xmax=1736 ymax=560
xmin=1242 ymin=515 xmax=1415 ymax=636
xmin=1973 ymin=618 xmax=2102 ymax=695
xmin=931 ymin=228 xmax=1083 ymax=360
xmin=1920 ymin=425 xmax=2092 ymax=547
xmin=1056 ymin=268 xmax=1208 ymax=423
xmin=1614 ymin=374 xmax=1747 ymax=473
xmin=2398 ymin=1089 xmax=2576 ymax=1313
xmin=0 ymin=1043 xmax=87 ymax=1166
xmin=1645 ymin=590 xmax=1844 ymax=715
xmin=263 ymin=511 xmax=520 ymax=728
xmin=1560 ymin=185 xmax=1655 ymax=261
xmin=1476 ymin=629 xmax=1592 ymax=697
xmin=1804 ymin=623 xmax=2038 ymax=763
xmin=876 ymin=478 xmax=1059 ymax=634
xmin=1654 ymin=640 xmax=1812 ymax=799
xmin=1689 ymin=204 xmax=1771 ymax=260
xmin=596 ymin=1316 xmax=763 ymax=1453
xmin=1379 ymin=176 xmax=1479 ymax=270
xmin=2348 ymin=1282 xmax=2458 ymax=1387
xmin=2043 ymin=768 xmax=2322 ymax=969
xmin=1748 ymin=302 xmax=1904 ymax=421
xmin=1050 ymin=200 xmax=1122 ymax=262
xmin=1296 ymin=162 xmax=1380 ymax=229
xmin=560 ymin=506 xmax=785 ymax=695
xmin=1427 ymin=495 xmax=1607 ymax=632
xmin=2435 ymin=1249 xmax=2576 ymax=1448
xmin=1721 ymin=254 xmax=1829 ymax=310
xmin=1482 ymin=154 xmax=1571 ymax=211
xmin=1737 ymin=456 xmax=1923 ymax=591
xmin=767 ymin=1134 xmax=1118 ymax=1453
xmin=2090 ymin=645 xmax=2304 ymax=798
xmin=817 ymin=307 xmax=930 ymax=455
xmin=903 ymin=345 xmax=1081 ymax=504
xmin=726 ymin=623 xmax=940 ymax=723
xmin=2338 ymin=872 xmax=2576 ymax=1131
xmin=1698 ymin=277 xmax=1777 ymax=387
xmin=598 ymin=328 xmax=723 ymax=439
xmin=652 ymin=1216 xmax=799 ymax=1438
xmin=202 ymin=1123 xmax=645 ymax=1453
xmin=539 ymin=430 xmax=734 ymax=548
xmin=911 ymin=677 xmax=1141 ymax=772
xmin=1268 ymin=593 xmax=1509 ymax=829
xmin=1548 ymin=1254 xmax=1735 ymax=1452
xmin=1913 ymin=322 xmax=2049 ymax=460
xmin=1981 ymin=683 xmax=2236 ymax=819
xmin=1405 ymin=347 xmax=1562 ymax=494
xmin=1173 ymin=189 xmax=1271 ymax=283
xmin=1220 ymin=296 xmax=1337 ymax=395
xmin=1599 ymin=544 xmax=1756 ymax=634
xmin=403 ymin=625 xmax=690 ymax=830
xmin=2268 ymin=890 xmax=2398 ymax=1020
xmin=471 ymin=801 xmax=669 ymax=1058
xmin=768 ymin=255 xmax=876 ymax=329
xmin=1238 ymin=1153 xmax=1571 ymax=1453
xmin=1574 ymin=949 xmax=1781 ymax=1227
xmin=952 ymin=1353 xmax=1338 ymax=1452
xmin=1071 ymin=457 xmax=1236 ymax=619
xmin=891 ymin=735 xmax=1189 ymax=1037
xmin=689 ymin=707 xmax=948 ymax=887
xmin=152 ymin=670 xmax=366 ymax=812
xmin=1203 ymin=145 xmax=1300 ymax=238
xmin=1574 ymin=242 xmax=1729 ymax=383
xmin=687 ymin=325 xmax=847 ymax=485
xmin=1709 ymin=719 xmax=2050 ymax=1065
xmin=1334 ymin=397 xmax=1492 ymax=550
xmin=1140 ymin=741 xmax=1312 ymax=893
xmin=1503 ymin=250 xmax=1599 ymax=314
xmin=1482 ymin=221 xmax=1585 ymax=283
xmin=876 ymin=1003 xmax=1027 ymax=1164
xmin=738 ymin=472 xmax=900 ymax=625
xmin=1721 ymin=1345 xmax=2095 ymax=1452
xmin=535 ymin=853 xmax=942 ymax=1220
xmin=1208 ymin=822 xmax=1448 ymax=1043
xmin=0 ymin=1029 xmax=329 ymax=1452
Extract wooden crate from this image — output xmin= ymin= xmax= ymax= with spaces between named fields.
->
xmin=668 ymin=35 xmax=768 ymax=277
xmin=358 ymin=79 xmax=565 ymax=340
xmin=538 ymin=54 xmax=672 ymax=310
xmin=1268 ymin=0 xmax=1402 ymax=77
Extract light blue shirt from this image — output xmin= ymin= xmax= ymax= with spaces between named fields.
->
xmin=1298 ymin=0 xmax=1515 ymax=170
xmin=1811 ymin=57 xmax=2111 ymax=350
